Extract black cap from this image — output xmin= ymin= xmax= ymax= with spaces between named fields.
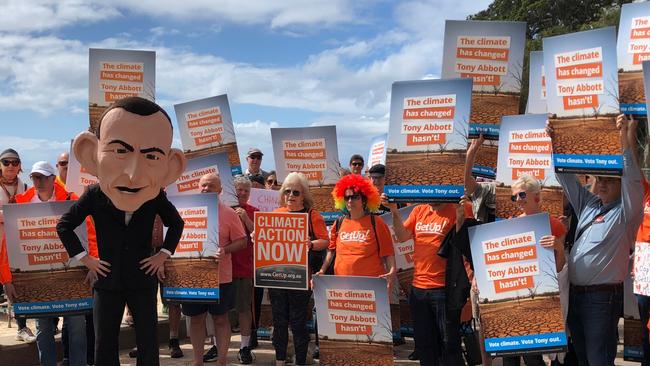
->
xmin=349 ymin=154 xmax=364 ymax=164
xmin=368 ymin=164 xmax=385 ymax=177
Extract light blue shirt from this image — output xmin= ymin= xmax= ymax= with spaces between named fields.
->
xmin=557 ymin=149 xmax=643 ymax=286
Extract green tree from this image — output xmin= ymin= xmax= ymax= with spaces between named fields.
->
xmin=469 ymin=0 xmax=632 ymax=112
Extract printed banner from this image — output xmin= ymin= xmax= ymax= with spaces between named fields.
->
xmin=634 ymin=241 xmax=650 ymax=296
xmin=4 ymin=201 xmax=91 ymax=317
xmin=254 ymin=212 xmax=309 ymax=290
xmin=543 ymin=27 xmax=622 ymax=176
xmin=248 ymin=188 xmax=280 ymax=212
xmin=270 ymin=125 xmax=341 ymax=222
xmin=379 ymin=206 xmax=416 ymax=294
xmin=166 ymin=152 xmax=237 ymax=206
xmin=468 ymin=213 xmax=567 ymax=356
xmin=367 ymin=134 xmax=388 ymax=169
xmin=495 ymin=114 xmax=563 ymax=219
xmin=88 ymin=48 xmax=155 ymax=132
xmin=162 ymin=193 xmax=219 ymax=302
xmin=66 ymin=139 xmax=98 ymax=197
xmin=313 ymin=275 xmax=393 ymax=365
xmin=385 ymin=78 xmax=470 ymax=203
xmin=442 ymin=20 xmax=526 ymax=179
xmin=527 ymin=51 xmax=547 ymax=114
xmin=617 ymin=2 xmax=650 ymax=116
xmin=174 ymin=95 xmax=242 ymax=174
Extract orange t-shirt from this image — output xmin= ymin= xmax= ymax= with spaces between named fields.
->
xmin=637 ymin=178 xmax=650 ymax=242
xmin=403 ymin=204 xmax=456 ymax=289
xmin=328 ymin=215 xmax=395 ymax=277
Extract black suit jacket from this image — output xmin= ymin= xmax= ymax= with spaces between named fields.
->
xmin=57 ymin=185 xmax=184 ymax=290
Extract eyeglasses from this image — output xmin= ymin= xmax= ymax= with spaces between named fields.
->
xmin=249 ymin=155 xmax=262 ymax=160
xmin=283 ymin=189 xmax=301 ymax=197
xmin=510 ymin=191 xmax=527 ymax=202
xmin=57 ymin=161 xmax=68 ymax=167
xmin=1 ymin=159 xmax=20 ymax=167
xmin=351 ymin=162 xmax=364 ymax=167
xmin=344 ymin=193 xmax=362 ymax=201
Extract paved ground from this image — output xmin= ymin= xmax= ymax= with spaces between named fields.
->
xmin=0 ymin=312 xmax=640 ymax=365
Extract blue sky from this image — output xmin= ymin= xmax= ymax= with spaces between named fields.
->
xmin=0 ymin=0 xmax=492 ymax=177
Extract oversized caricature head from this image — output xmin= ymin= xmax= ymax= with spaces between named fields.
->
xmin=73 ymin=97 xmax=186 ymax=212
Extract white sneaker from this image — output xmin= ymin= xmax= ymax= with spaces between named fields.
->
xmin=15 ymin=327 xmax=36 ymax=343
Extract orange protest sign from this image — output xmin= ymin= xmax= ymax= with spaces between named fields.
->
xmin=254 ymin=212 xmax=309 ymax=290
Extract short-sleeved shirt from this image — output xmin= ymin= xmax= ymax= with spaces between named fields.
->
xmin=274 ymin=206 xmax=329 ymax=241
xmin=219 ymin=201 xmax=247 ymax=284
xmin=471 ymin=182 xmax=496 ymax=223
xmin=328 ymin=215 xmax=395 ymax=277
xmin=403 ymin=204 xmax=456 ymax=289
xmin=518 ymin=213 xmax=567 ymax=239
xmin=637 ymin=178 xmax=650 ymax=242
xmin=232 ymin=203 xmax=259 ymax=279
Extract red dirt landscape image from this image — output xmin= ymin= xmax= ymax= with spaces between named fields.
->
xmin=619 ymin=71 xmax=645 ymax=105
xmin=12 ymin=268 xmax=91 ymax=304
xmin=550 ymin=116 xmax=620 ymax=156
xmin=163 ymin=258 xmax=219 ymax=289
xmin=471 ymin=93 xmax=520 ymax=124
xmin=480 ymin=296 xmax=564 ymax=339
xmin=386 ymin=151 xmax=466 ymax=187
xmin=319 ymin=340 xmax=393 ymax=366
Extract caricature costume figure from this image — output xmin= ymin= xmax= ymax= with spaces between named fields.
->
xmin=57 ymin=97 xmax=187 ymax=366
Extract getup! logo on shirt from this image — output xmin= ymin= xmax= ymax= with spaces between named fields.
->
xmin=339 ymin=230 xmax=372 ymax=243
xmin=415 ymin=220 xmax=449 ymax=236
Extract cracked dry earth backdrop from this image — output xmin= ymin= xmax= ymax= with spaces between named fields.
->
xmin=386 ymin=152 xmax=465 ymax=187
xmin=619 ymin=72 xmax=645 ymax=105
xmin=12 ymin=268 xmax=91 ymax=303
xmin=319 ymin=340 xmax=393 ymax=366
xmin=480 ymin=296 xmax=564 ymax=339
xmin=163 ymin=258 xmax=219 ymax=290
xmin=551 ymin=116 xmax=621 ymax=155
xmin=471 ymin=93 xmax=520 ymax=124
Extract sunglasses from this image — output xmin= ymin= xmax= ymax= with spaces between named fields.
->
xmin=249 ymin=155 xmax=262 ymax=160
xmin=351 ymin=162 xmax=364 ymax=167
xmin=57 ymin=161 xmax=68 ymax=167
xmin=1 ymin=159 xmax=20 ymax=167
xmin=344 ymin=193 xmax=362 ymax=201
xmin=266 ymin=179 xmax=277 ymax=185
xmin=283 ymin=189 xmax=301 ymax=197
xmin=510 ymin=191 xmax=527 ymax=202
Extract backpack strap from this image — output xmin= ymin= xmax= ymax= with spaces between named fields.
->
xmin=370 ymin=213 xmax=381 ymax=253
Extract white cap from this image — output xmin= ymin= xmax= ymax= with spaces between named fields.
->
xmin=30 ymin=161 xmax=57 ymax=177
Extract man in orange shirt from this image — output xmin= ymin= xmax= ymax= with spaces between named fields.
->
xmin=382 ymin=194 xmax=457 ymax=366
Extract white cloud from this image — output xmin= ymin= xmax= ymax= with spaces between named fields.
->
xmin=0 ymin=0 xmax=120 ymax=33
xmin=233 ymin=120 xmax=280 ymax=171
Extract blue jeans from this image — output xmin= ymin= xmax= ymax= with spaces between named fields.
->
xmin=410 ymin=287 xmax=447 ymax=366
xmin=637 ymin=294 xmax=650 ymax=366
xmin=36 ymin=315 xmax=86 ymax=366
xmin=567 ymin=287 xmax=622 ymax=366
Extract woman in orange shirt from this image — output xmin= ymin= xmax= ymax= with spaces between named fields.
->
xmin=270 ymin=172 xmax=328 ymax=366
xmin=315 ymin=174 xmax=396 ymax=282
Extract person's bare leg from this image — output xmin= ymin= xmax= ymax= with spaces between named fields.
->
xmin=169 ymin=304 xmax=181 ymax=338
xmin=189 ymin=313 xmax=208 ymax=366
xmin=212 ymin=313 xmax=232 ymax=366
xmin=239 ymin=309 xmax=252 ymax=345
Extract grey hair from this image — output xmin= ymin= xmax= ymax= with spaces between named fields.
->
xmin=279 ymin=172 xmax=313 ymax=209
xmin=233 ymin=175 xmax=252 ymax=189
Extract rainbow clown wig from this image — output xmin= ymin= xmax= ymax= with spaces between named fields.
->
xmin=331 ymin=174 xmax=381 ymax=214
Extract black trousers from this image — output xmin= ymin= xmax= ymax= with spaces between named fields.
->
xmin=253 ymin=286 xmax=264 ymax=329
xmin=269 ymin=288 xmax=311 ymax=364
xmin=94 ymin=287 xmax=159 ymax=366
